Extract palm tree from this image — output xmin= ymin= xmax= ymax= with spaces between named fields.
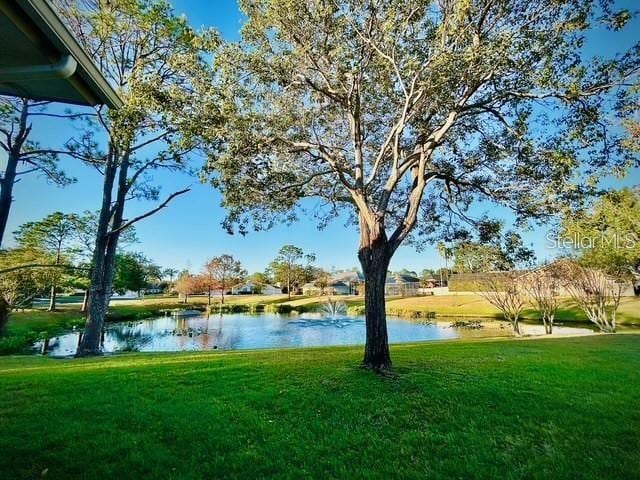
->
xmin=436 ymin=242 xmax=451 ymax=286
xmin=163 ymin=268 xmax=178 ymax=292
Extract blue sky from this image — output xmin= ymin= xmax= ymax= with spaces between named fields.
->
xmin=2 ymin=0 xmax=638 ymax=275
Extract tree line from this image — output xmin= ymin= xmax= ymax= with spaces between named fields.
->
xmin=172 ymin=244 xmax=321 ymax=304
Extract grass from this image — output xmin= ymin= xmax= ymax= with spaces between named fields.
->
xmin=385 ymin=295 xmax=640 ymax=323
xmin=0 ymin=334 xmax=638 ymax=479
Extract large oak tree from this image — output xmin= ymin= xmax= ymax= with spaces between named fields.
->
xmin=205 ymin=0 xmax=639 ymax=370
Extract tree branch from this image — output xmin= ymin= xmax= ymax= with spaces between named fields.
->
xmin=0 ymin=263 xmax=88 ymax=275
xmin=108 ymin=188 xmax=191 ymax=235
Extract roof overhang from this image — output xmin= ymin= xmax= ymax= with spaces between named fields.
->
xmin=0 ymin=0 xmax=122 ymax=108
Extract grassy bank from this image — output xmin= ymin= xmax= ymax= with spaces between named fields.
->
xmin=384 ymin=295 xmax=640 ymax=324
xmin=0 ymin=335 xmax=638 ymax=479
xmin=281 ymin=294 xmax=640 ymax=324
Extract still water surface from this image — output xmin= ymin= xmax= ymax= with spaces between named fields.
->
xmin=34 ymin=312 xmax=597 ymax=357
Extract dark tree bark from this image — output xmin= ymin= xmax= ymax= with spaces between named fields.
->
xmin=78 ymin=149 xmax=186 ymax=355
xmin=0 ymin=100 xmax=28 ymax=247
xmin=0 ymin=296 xmax=9 ymax=333
xmin=358 ymin=217 xmax=392 ymax=372
xmin=76 ymin=150 xmax=117 ymax=356
xmin=48 ymin=244 xmax=62 ymax=312
xmin=0 ymin=150 xmax=18 ymax=247
xmin=78 ymin=234 xmax=109 ymax=355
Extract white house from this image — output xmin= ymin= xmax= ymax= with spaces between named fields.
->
xmin=302 ymin=270 xmax=365 ymax=295
xmin=232 ymin=282 xmax=282 ymax=295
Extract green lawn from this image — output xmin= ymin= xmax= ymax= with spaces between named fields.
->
xmin=0 ymin=335 xmax=638 ymax=479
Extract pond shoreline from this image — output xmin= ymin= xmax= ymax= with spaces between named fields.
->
xmin=3 ymin=294 xmax=638 ymax=355
xmin=30 ymin=311 xmax=605 ymax=358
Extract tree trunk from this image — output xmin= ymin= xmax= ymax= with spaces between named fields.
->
xmin=0 ymin=296 xmax=9 ymax=332
xmin=79 ymin=285 xmax=108 ymax=355
xmin=0 ymin=151 xmax=18 ymax=248
xmin=78 ymin=148 xmax=132 ymax=356
xmin=0 ymin=99 xmax=29 ymax=248
xmin=78 ymin=229 xmax=110 ymax=356
xmin=81 ymin=290 xmax=89 ymax=313
xmin=512 ymin=317 xmax=523 ymax=336
xmin=221 ymin=289 xmax=225 ymax=305
xmin=48 ymin=245 xmax=62 ymax=312
xmin=77 ymin=150 xmax=117 ymax=356
xmin=358 ymin=219 xmax=392 ymax=371
xmin=48 ymin=284 xmax=57 ymax=312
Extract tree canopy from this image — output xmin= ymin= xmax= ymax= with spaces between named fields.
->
xmin=559 ymin=187 xmax=640 ymax=277
xmin=203 ymin=255 xmax=247 ymax=304
xmin=0 ymin=98 xmax=77 ymax=246
xmin=450 ymin=222 xmax=536 ymax=273
xmin=113 ymin=252 xmax=160 ymax=295
xmin=268 ymin=245 xmax=316 ymax=299
xmin=207 ymin=0 xmax=638 ymax=243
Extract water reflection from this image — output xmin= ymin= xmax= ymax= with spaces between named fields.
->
xmin=34 ymin=313 xmax=598 ymax=357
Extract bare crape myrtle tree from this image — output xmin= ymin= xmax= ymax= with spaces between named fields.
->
xmin=476 ymin=272 xmax=527 ymax=336
xmin=525 ymin=265 xmax=561 ymax=334
xmin=562 ymin=262 xmax=622 ymax=333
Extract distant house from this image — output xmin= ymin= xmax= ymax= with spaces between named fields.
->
xmin=303 ymin=270 xmax=364 ymax=296
xmin=263 ymin=284 xmax=283 ymax=295
xmin=331 ymin=270 xmax=364 ymax=295
xmin=325 ymin=280 xmax=349 ymax=295
xmin=303 ymin=271 xmax=422 ymax=296
xmin=384 ymin=274 xmax=420 ymax=296
xmin=232 ymin=282 xmax=282 ymax=295
xmin=301 ymin=282 xmax=319 ymax=296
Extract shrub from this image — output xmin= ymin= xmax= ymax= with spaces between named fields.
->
xmin=249 ymin=303 xmax=266 ymax=313
xmin=448 ymin=273 xmax=511 ymax=292
xmin=265 ymin=304 xmax=292 ymax=314
xmin=347 ymin=305 xmax=365 ymax=316
xmin=0 ymin=336 xmax=30 ymax=355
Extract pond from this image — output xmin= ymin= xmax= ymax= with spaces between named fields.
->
xmin=33 ymin=311 xmax=598 ymax=357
